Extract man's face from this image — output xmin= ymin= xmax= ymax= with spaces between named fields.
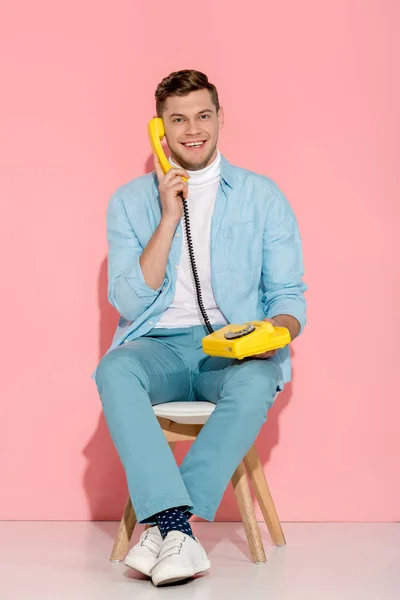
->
xmin=162 ymin=89 xmax=224 ymax=171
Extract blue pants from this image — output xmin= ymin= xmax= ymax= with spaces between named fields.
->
xmin=95 ymin=325 xmax=282 ymax=523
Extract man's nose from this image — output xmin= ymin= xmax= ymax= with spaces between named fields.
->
xmin=185 ymin=119 xmax=202 ymax=135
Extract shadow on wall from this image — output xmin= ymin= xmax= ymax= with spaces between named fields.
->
xmin=82 ymin=154 xmax=294 ymax=534
xmin=82 ymin=257 xmax=125 ymax=521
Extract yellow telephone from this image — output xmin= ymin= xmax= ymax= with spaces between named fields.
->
xmin=202 ymin=320 xmax=290 ymax=359
xmin=148 ymin=118 xmax=188 ymax=181
xmin=148 ymin=117 xmax=291 ymax=359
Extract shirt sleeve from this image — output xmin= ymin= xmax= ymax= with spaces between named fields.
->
xmin=261 ymin=184 xmax=307 ymax=334
xmin=106 ymin=192 xmax=164 ymax=321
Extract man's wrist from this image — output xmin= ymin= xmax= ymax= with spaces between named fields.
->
xmin=160 ymin=215 xmax=180 ymax=231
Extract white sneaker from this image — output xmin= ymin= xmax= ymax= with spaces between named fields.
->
xmin=150 ymin=531 xmax=211 ymax=587
xmin=124 ymin=525 xmax=163 ymax=577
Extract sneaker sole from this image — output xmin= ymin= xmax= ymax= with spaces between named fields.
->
xmin=152 ymin=559 xmax=211 ymax=587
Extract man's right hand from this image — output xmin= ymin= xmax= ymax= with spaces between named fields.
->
xmin=153 ymin=153 xmax=189 ymax=225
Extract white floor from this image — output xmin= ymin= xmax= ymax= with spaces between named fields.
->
xmin=0 ymin=521 xmax=399 ymax=599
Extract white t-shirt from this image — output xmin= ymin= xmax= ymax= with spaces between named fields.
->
xmin=155 ymin=151 xmax=228 ymax=328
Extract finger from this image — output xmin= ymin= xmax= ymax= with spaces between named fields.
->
xmin=165 ymin=180 xmax=189 ymax=199
xmin=164 ymin=177 xmax=188 ymax=191
xmin=253 ymin=350 xmax=276 ymax=359
xmin=264 ymin=317 xmax=278 ymax=327
xmin=163 ymin=178 xmax=188 ymax=194
xmin=163 ymin=166 xmax=190 ymax=182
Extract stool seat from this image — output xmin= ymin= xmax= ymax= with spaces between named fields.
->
xmin=153 ymin=401 xmax=216 ymax=424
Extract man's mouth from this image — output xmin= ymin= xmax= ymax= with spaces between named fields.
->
xmin=181 ymin=141 xmax=206 ymax=149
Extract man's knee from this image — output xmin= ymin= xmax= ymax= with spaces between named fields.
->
xmin=222 ymin=359 xmax=279 ymax=415
xmin=95 ymin=347 xmax=148 ymax=393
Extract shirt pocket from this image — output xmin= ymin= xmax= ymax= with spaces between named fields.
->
xmin=221 ymin=220 xmax=258 ymax=271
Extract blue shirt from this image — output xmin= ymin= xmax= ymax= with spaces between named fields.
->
xmin=93 ymin=155 xmax=307 ymax=387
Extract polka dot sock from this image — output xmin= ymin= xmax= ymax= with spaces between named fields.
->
xmin=154 ymin=506 xmax=196 ymax=541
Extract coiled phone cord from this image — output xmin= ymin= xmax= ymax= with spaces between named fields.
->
xmin=180 ymin=193 xmax=214 ymax=335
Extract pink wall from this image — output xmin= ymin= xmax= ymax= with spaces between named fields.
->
xmin=1 ymin=1 xmax=399 ymax=522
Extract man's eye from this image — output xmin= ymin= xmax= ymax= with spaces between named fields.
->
xmin=173 ymin=118 xmax=184 ymax=123
xmin=200 ymin=115 xmax=210 ymax=119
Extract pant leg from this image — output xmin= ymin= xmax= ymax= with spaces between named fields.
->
xmin=95 ymin=337 xmax=194 ymax=523
xmin=179 ymin=355 xmax=281 ymax=521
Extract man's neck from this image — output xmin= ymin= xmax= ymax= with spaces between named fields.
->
xmin=169 ymin=151 xmax=221 ymax=188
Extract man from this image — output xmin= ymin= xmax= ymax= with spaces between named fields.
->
xmin=94 ymin=69 xmax=307 ymax=586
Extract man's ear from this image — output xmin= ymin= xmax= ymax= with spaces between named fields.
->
xmin=218 ymin=106 xmax=224 ymax=130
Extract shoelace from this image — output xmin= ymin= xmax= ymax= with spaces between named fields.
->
xmin=140 ymin=528 xmax=162 ymax=557
xmin=157 ymin=535 xmax=185 ymax=562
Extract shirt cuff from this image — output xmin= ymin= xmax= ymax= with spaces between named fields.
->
xmin=267 ymin=299 xmax=306 ymax=335
xmin=124 ymin=254 xmax=167 ymax=298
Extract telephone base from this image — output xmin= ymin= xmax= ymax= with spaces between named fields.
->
xmin=202 ymin=320 xmax=291 ymax=359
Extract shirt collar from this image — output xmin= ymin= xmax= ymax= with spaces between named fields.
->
xmin=220 ymin=154 xmax=235 ymax=188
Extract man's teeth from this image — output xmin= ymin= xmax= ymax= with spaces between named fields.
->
xmin=184 ymin=142 xmax=204 ymax=147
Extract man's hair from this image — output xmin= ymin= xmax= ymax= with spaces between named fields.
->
xmin=155 ymin=69 xmax=220 ymax=117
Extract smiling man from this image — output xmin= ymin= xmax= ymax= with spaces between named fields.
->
xmin=94 ymin=70 xmax=307 ymax=586
xmin=160 ymin=89 xmax=220 ymax=170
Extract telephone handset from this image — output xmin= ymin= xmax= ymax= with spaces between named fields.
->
xmin=147 ymin=117 xmax=291 ymax=359
xmin=148 ymin=118 xmax=188 ymax=181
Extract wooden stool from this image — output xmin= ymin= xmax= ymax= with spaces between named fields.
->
xmin=110 ymin=401 xmax=286 ymax=564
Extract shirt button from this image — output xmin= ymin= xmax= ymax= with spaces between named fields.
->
xmin=123 ymin=339 xmax=129 ymax=344
xmin=148 ymin=320 xmax=153 ymax=325
xmin=175 ymin=232 xmax=180 ymax=237
xmin=175 ymin=264 xmax=179 ymax=269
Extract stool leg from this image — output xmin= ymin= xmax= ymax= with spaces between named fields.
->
xmin=110 ymin=496 xmax=137 ymax=562
xmin=244 ymin=444 xmax=286 ymax=546
xmin=231 ymin=461 xmax=267 ymax=564
xmin=144 ymin=441 xmax=177 ymax=531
